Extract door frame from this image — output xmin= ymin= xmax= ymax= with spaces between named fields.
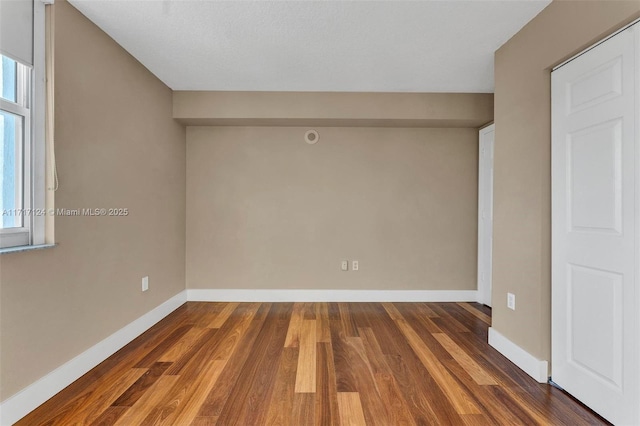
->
xmin=477 ymin=123 xmax=495 ymax=307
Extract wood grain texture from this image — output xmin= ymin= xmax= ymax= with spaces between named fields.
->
xmin=54 ymin=367 xmax=147 ymax=425
xmin=315 ymin=342 xmax=340 ymax=426
xmin=396 ymin=318 xmax=482 ymax=415
xmin=265 ymin=347 xmax=299 ymax=426
xmin=381 ymin=302 xmax=404 ymax=321
xmin=338 ymin=303 xmax=360 ymax=337
xmin=16 ymin=302 xmax=609 ymax=426
xmin=157 ymin=327 xmax=209 ymax=362
xmin=112 ymin=375 xmax=180 ymax=426
xmin=433 ymin=332 xmax=497 ymax=385
xmin=359 ymin=327 xmax=416 ymax=426
xmin=113 ymin=363 xmax=172 ymax=407
xmin=457 ymin=302 xmax=492 ymax=325
xmin=293 ymin=393 xmax=315 ymax=426
xmin=316 ymin=302 xmax=331 ymax=343
xmin=196 ymin=303 xmax=272 ymax=418
xmin=285 ymin=302 xmax=305 ymax=348
xmin=134 ymin=325 xmax=192 ymax=368
xmin=143 ymin=360 xmax=225 ymax=425
xmin=215 ymin=303 xmax=291 ymax=426
xmin=207 ymin=302 xmax=239 ymax=328
xmin=90 ymin=406 xmax=128 ymax=426
xmin=295 ymin=320 xmax=317 ymax=393
xmin=189 ymin=416 xmax=218 ymax=426
xmin=337 ymin=392 xmax=367 ymax=426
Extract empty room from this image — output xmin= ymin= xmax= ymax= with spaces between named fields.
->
xmin=1 ymin=0 xmax=639 ymax=424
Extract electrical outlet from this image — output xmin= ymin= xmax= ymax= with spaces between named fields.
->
xmin=507 ymin=292 xmax=515 ymax=310
xmin=352 ymin=260 xmax=359 ymax=271
xmin=142 ymin=276 xmax=149 ymax=292
xmin=341 ymin=260 xmax=349 ymax=271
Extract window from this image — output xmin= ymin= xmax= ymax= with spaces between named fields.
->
xmin=0 ymin=0 xmax=47 ymax=250
xmin=0 ymin=55 xmax=30 ymax=246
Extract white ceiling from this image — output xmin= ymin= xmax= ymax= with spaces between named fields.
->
xmin=68 ymin=0 xmax=550 ymax=93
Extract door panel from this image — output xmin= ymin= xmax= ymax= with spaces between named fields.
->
xmin=568 ymin=264 xmax=623 ymax=388
xmin=552 ymin=24 xmax=639 ymax=425
xmin=568 ymin=56 xmax=622 ymax=114
xmin=568 ymin=118 xmax=622 ymax=233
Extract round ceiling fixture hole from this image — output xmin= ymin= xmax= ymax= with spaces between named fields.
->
xmin=305 ymin=130 xmax=319 ymax=144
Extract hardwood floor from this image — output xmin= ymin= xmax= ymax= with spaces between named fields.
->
xmin=17 ymin=302 xmax=607 ymax=425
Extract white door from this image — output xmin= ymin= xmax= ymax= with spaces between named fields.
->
xmin=552 ymin=24 xmax=639 ymax=425
xmin=478 ymin=124 xmax=494 ymax=307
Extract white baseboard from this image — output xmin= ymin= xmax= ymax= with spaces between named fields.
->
xmin=187 ymin=288 xmax=478 ymax=302
xmin=488 ymin=327 xmax=549 ymax=383
xmin=0 ymin=290 xmax=187 ymax=426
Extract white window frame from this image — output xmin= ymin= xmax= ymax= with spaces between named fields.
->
xmin=0 ymin=64 xmax=31 ymax=247
xmin=0 ymin=0 xmax=46 ymax=249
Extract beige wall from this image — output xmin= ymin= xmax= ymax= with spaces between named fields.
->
xmin=187 ymin=126 xmax=478 ymax=291
xmin=174 ymin=91 xmax=494 ymax=128
xmin=493 ymin=1 xmax=640 ymax=363
xmin=0 ymin=0 xmax=186 ymax=400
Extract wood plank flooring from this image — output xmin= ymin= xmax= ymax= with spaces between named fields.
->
xmin=16 ymin=302 xmax=608 ymax=425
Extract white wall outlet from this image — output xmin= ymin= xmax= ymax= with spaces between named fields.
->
xmin=352 ymin=260 xmax=359 ymax=271
xmin=142 ymin=276 xmax=149 ymax=292
xmin=507 ymin=292 xmax=516 ymax=310
xmin=341 ymin=260 xmax=349 ymax=271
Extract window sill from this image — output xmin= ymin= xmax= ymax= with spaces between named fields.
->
xmin=0 ymin=243 xmax=56 ymax=255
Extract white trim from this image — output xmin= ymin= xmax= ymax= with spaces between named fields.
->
xmin=187 ymin=289 xmax=478 ymax=303
xmin=31 ymin=0 xmax=47 ymax=246
xmin=477 ymin=124 xmax=495 ymax=307
xmin=0 ymin=243 xmax=54 ymax=255
xmin=0 ymin=228 xmax=30 ymax=249
xmin=0 ymin=290 xmax=187 ymax=426
xmin=478 ymin=121 xmax=494 ymax=131
xmin=0 ymin=99 xmax=29 ymax=116
xmin=553 ymin=18 xmax=640 ymax=71
xmin=488 ymin=327 xmax=549 ymax=383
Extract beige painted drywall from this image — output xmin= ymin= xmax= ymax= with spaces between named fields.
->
xmin=493 ymin=0 xmax=640 ymax=363
xmin=186 ymin=126 xmax=478 ymax=291
xmin=0 ymin=0 xmax=186 ymax=400
xmin=174 ymin=91 xmax=494 ymax=128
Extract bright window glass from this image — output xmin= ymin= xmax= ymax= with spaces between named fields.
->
xmin=0 ymin=109 xmax=22 ymax=228
xmin=0 ymin=53 xmax=25 ymax=231
xmin=0 ymin=55 xmax=17 ymax=103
